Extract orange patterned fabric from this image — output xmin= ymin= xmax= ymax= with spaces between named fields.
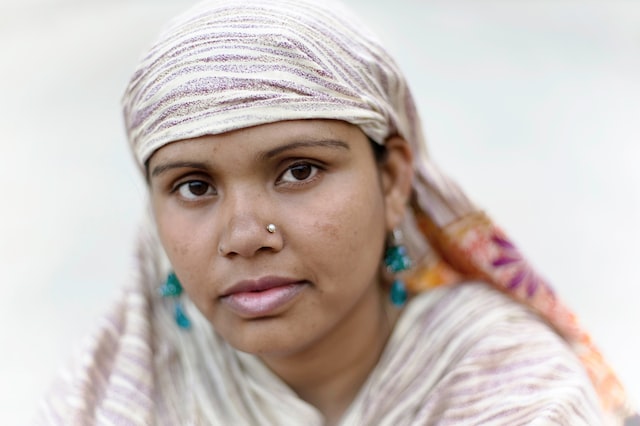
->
xmin=406 ymin=208 xmax=635 ymax=421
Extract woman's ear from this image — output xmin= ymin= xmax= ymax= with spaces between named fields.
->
xmin=379 ymin=136 xmax=414 ymax=231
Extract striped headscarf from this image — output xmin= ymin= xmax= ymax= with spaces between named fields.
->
xmin=122 ymin=0 xmax=635 ymax=421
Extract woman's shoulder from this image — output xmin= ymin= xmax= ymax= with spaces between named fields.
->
xmin=34 ymin=282 xmax=159 ymax=425
xmin=404 ymin=282 xmax=605 ymax=424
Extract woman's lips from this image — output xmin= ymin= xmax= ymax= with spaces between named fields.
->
xmin=220 ymin=277 xmax=307 ymax=318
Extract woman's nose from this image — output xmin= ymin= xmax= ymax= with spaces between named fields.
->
xmin=217 ymin=192 xmax=283 ymax=258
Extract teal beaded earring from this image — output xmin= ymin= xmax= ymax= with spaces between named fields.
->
xmin=159 ymin=272 xmax=192 ymax=329
xmin=384 ymin=229 xmax=412 ymax=307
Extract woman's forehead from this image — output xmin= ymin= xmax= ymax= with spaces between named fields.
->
xmin=147 ymin=119 xmax=365 ymax=165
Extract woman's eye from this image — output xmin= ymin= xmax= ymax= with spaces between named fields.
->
xmin=176 ymin=180 xmax=215 ymax=200
xmin=280 ymin=163 xmax=318 ymax=183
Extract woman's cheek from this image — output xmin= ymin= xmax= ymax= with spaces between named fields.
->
xmin=309 ymin=180 xmax=383 ymax=260
xmin=157 ymin=210 xmax=203 ymax=275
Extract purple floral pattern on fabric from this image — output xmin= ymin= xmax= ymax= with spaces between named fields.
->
xmin=490 ymin=234 xmax=544 ymax=298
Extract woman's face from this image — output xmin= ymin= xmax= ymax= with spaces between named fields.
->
xmin=148 ymin=120 xmax=411 ymax=357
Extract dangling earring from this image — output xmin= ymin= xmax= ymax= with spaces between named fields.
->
xmin=159 ymin=272 xmax=191 ymax=329
xmin=384 ymin=229 xmax=412 ymax=307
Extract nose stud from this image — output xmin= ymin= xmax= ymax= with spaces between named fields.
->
xmin=266 ymin=223 xmax=277 ymax=233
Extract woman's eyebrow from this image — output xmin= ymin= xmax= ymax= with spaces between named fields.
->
xmin=149 ymin=139 xmax=349 ymax=177
xmin=259 ymin=139 xmax=350 ymax=160
xmin=150 ymin=161 xmax=209 ymax=178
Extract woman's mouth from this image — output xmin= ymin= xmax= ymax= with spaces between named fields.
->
xmin=219 ymin=277 xmax=308 ymax=318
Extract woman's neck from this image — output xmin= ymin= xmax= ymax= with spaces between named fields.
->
xmin=259 ymin=287 xmax=401 ymax=425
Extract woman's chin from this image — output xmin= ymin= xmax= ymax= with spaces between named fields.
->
xmin=214 ymin=316 xmax=318 ymax=358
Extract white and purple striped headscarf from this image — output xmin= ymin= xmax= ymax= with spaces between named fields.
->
xmin=123 ymin=0 xmax=423 ymax=168
xmin=121 ymin=0 xmax=635 ymax=421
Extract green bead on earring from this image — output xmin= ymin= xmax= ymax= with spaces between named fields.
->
xmin=159 ymin=272 xmax=192 ymax=330
xmin=384 ymin=245 xmax=412 ymax=273
xmin=390 ymin=279 xmax=408 ymax=306
xmin=384 ymin=230 xmax=412 ymax=307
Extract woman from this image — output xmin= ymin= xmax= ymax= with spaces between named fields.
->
xmin=37 ymin=0 xmax=637 ymax=424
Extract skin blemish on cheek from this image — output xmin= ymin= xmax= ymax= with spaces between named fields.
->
xmin=176 ymin=244 xmax=190 ymax=258
xmin=315 ymin=220 xmax=340 ymax=241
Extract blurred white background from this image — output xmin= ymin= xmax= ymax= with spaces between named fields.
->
xmin=1 ymin=0 xmax=638 ymax=424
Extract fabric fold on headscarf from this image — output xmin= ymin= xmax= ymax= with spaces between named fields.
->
xmin=118 ymin=0 xmax=638 ymax=422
